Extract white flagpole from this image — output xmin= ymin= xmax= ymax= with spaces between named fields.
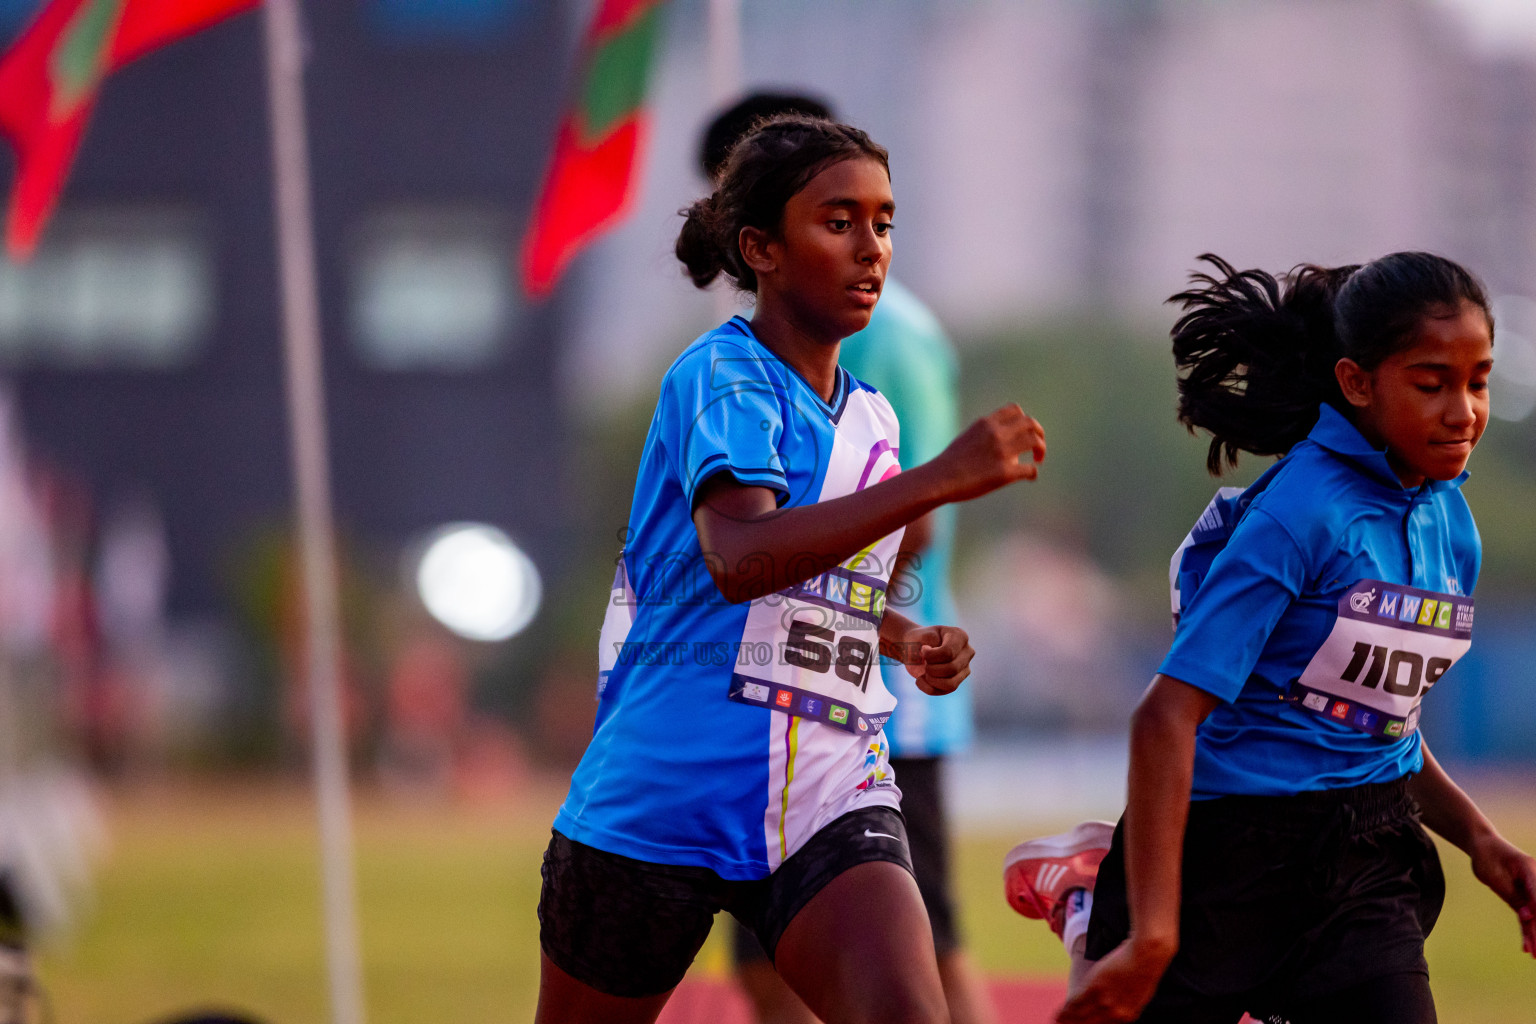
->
xmin=706 ymin=0 xmax=741 ymax=108
xmin=260 ymin=3 xmax=367 ymax=1024
xmin=707 ymin=0 xmax=742 ymax=321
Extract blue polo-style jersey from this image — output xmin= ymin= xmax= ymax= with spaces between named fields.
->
xmin=837 ymin=279 xmax=971 ymax=758
xmin=1161 ymin=404 xmax=1480 ymax=799
xmin=555 ymin=317 xmax=908 ymax=880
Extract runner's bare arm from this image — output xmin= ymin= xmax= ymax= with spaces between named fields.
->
xmin=1057 ymin=674 xmax=1219 ymax=1024
xmin=1409 ymin=741 xmax=1536 ymax=957
xmin=693 ymin=404 xmax=1044 ymax=603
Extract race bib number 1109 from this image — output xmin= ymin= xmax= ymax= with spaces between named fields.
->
xmin=1288 ymin=579 xmax=1472 ymax=739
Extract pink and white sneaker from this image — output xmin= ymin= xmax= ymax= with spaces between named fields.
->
xmin=1003 ymin=820 xmax=1115 ymax=937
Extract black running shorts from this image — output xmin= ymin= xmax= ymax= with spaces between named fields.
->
xmin=1086 ymin=777 xmax=1444 ymax=1022
xmin=733 ymin=755 xmax=959 ymax=966
xmin=538 ymin=805 xmax=913 ymax=998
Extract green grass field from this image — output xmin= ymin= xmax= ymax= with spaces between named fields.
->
xmin=34 ymin=776 xmax=1536 ymax=1024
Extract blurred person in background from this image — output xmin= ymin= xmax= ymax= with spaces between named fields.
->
xmin=92 ymin=492 xmax=173 ymax=772
xmin=699 ymin=94 xmax=994 ymax=1024
xmin=378 ymin=623 xmax=469 ymax=795
xmin=0 ymin=388 xmax=106 ymax=1024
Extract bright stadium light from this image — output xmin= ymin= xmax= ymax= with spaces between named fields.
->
xmin=415 ymin=523 xmax=542 ymax=641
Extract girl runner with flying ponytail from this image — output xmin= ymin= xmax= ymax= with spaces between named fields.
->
xmin=1010 ymin=252 xmax=1536 ymax=1024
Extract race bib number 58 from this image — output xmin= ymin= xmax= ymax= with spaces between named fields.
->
xmin=726 ymin=565 xmax=898 ymax=735
xmin=1289 ymin=579 xmax=1472 ymax=739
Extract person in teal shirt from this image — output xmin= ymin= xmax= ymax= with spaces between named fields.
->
xmin=840 ymin=277 xmax=972 ymax=758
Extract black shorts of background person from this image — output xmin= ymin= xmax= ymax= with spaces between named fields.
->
xmin=733 ymin=756 xmax=961 ymax=976
xmin=539 ymin=806 xmax=916 ymax=1000
xmin=1085 ymin=777 xmax=1444 ymax=1024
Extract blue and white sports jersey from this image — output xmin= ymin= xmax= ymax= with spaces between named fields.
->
xmin=555 ymin=317 xmax=907 ymax=880
xmin=1161 ymin=404 xmax=1480 ymax=799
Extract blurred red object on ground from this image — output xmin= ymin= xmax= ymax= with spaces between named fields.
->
xmin=655 ymin=977 xmax=1264 ymax=1024
xmin=656 ymin=976 xmax=1068 ymax=1024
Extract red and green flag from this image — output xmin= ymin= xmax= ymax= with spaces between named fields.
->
xmin=520 ymin=0 xmax=665 ymax=298
xmin=0 ymin=0 xmax=259 ymax=259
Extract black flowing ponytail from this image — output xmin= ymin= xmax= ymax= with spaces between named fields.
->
xmin=1170 ymin=252 xmax=1491 ymax=475
xmin=1170 ymin=255 xmax=1353 ymax=474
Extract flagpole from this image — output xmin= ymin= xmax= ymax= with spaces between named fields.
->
xmin=706 ymin=0 xmax=741 ymax=107
xmin=706 ymin=0 xmax=741 ymax=321
xmin=260 ymin=3 xmax=367 ymax=1024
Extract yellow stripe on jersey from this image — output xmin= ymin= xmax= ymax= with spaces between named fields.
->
xmin=847 ymin=537 xmax=882 ymax=573
xmin=779 ymin=715 xmax=801 ymax=862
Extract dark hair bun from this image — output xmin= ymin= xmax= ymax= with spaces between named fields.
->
xmin=676 ymin=193 xmax=729 ymax=288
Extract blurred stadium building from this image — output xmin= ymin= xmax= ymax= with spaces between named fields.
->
xmin=0 ymin=1 xmax=581 ymax=772
xmin=575 ymin=0 xmax=1536 ymax=392
xmin=0 ymin=0 xmax=1532 ymax=767
xmin=0 ymin=0 xmax=574 ymax=617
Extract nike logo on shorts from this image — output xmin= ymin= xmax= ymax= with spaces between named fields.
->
xmin=864 ymin=829 xmax=899 ymax=841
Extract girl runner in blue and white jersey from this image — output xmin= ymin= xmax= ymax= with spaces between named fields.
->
xmin=1051 ymin=253 xmax=1536 ymax=1024
xmin=536 ymin=116 xmax=1047 ymax=1024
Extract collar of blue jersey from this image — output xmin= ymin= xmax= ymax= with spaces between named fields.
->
xmin=1305 ymin=403 xmax=1469 ymax=498
xmin=727 ymin=316 xmax=849 ymax=416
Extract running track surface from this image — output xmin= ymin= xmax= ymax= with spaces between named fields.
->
xmin=658 ymin=978 xmax=1262 ymax=1024
xmin=658 ymin=978 xmax=1067 ymax=1024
